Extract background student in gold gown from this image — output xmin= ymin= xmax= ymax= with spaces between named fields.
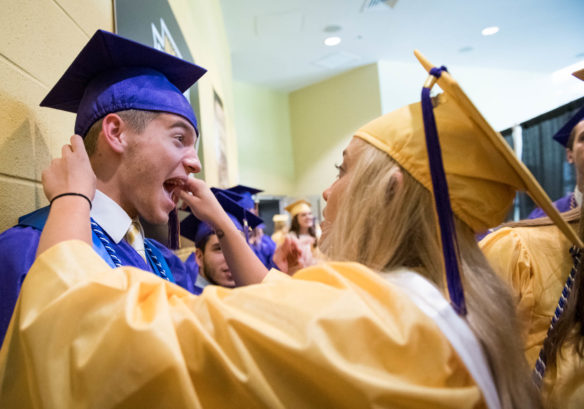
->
xmin=480 ymin=69 xmax=584 ymax=409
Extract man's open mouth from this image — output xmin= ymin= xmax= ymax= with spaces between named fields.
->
xmin=163 ymin=178 xmax=186 ymax=202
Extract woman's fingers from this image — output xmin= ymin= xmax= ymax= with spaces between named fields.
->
xmin=70 ymin=134 xmax=84 ymax=152
xmin=61 ymin=144 xmax=72 ymax=157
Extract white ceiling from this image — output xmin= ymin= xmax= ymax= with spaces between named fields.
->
xmin=219 ymin=0 xmax=584 ymax=92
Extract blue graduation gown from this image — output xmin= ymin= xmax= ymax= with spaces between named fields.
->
xmin=528 ymin=192 xmax=574 ymax=219
xmin=251 ymin=234 xmax=277 ymax=269
xmin=0 ymin=223 xmax=201 ymax=346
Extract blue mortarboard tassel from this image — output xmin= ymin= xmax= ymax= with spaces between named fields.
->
xmin=420 ymin=65 xmax=467 ymax=316
xmin=168 ymin=208 xmax=180 ymax=250
xmin=243 ymin=217 xmax=250 ymax=243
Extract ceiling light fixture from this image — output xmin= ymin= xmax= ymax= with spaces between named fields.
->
xmin=481 ymin=26 xmax=499 ymax=36
xmin=324 ymin=36 xmax=341 ymax=46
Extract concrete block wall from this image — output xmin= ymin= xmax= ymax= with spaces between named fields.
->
xmin=0 ymin=0 xmax=113 ymax=231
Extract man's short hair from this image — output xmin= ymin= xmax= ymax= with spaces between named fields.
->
xmin=195 ymin=234 xmax=214 ymax=252
xmin=83 ymin=109 xmax=160 ymax=156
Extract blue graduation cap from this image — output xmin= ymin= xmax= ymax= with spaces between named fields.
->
xmin=552 ymin=69 xmax=584 ymax=147
xmin=217 ymin=189 xmax=246 ymax=204
xmin=226 ymin=185 xmax=263 ymax=210
xmin=40 ymin=29 xmax=207 ymax=137
xmin=552 ymin=105 xmax=584 ymax=148
xmin=180 ymin=189 xmax=263 ymax=247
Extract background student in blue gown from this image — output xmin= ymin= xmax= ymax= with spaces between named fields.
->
xmin=226 ymin=184 xmax=278 ymax=268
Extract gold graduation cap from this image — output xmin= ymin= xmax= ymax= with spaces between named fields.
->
xmin=354 ymin=50 xmax=583 ymax=314
xmin=285 ymin=199 xmax=312 ymax=218
xmin=413 ymin=50 xmax=582 ymax=247
xmin=573 ymin=68 xmax=584 ymax=82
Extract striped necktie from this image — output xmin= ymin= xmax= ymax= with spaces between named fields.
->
xmin=125 ymin=221 xmax=146 ymax=261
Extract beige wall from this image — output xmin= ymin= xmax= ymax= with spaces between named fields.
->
xmin=289 ymin=63 xmax=383 ymax=208
xmin=170 ymin=0 xmax=238 ymax=186
xmin=230 ymin=64 xmax=383 ymax=214
xmin=0 ymin=0 xmax=113 ymax=231
xmin=0 ymin=0 xmax=236 ymax=232
xmin=233 ymin=81 xmax=295 ymax=195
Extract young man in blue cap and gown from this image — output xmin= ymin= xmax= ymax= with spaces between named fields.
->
xmin=180 ymin=188 xmax=263 ymax=289
xmin=0 ymin=29 xmax=207 ymax=346
xmin=528 ymin=106 xmax=584 ymax=218
xmin=226 ymin=184 xmax=277 ymax=268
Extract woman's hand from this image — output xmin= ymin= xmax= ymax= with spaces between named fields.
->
xmin=180 ymin=178 xmax=270 ymax=286
xmin=42 ymin=135 xmax=96 ymax=203
xmin=179 ymin=178 xmax=230 ymax=229
xmin=273 ymin=236 xmax=306 ymax=276
xmin=37 ymin=135 xmax=95 ymax=256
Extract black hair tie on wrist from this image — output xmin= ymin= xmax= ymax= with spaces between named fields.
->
xmin=50 ymin=192 xmax=93 ymax=210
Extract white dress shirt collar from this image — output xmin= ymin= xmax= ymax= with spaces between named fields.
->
xmin=195 ymin=273 xmax=211 ymax=289
xmin=90 ymin=190 xmax=134 ymax=244
xmin=575 ymin=186 xmax=582 ymax=207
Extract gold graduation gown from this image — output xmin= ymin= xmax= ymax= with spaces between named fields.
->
xmin=0 ymin=241 xmax=490 ymax=409
xmin=480 ymin=225 xmax=584 ymax=409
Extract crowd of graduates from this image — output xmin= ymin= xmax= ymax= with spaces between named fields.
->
xmin=0 ymin=29 xmax=583 ymax=409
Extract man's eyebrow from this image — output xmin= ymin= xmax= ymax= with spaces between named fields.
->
xmin=169 ymin=121 xmax=192 ymax=131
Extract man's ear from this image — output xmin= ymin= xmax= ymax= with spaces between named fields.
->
xmin=101 ymin=113 xmax=128 ymax=154
xmin=195 ymin=248 xmax=204 ymax=268
xmin=567 ymin=148 xmax=575 ymax=165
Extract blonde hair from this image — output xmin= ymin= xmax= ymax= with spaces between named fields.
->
xmin=320 ymin=139 xmax=541 ymax=409
xmin=502 ymin=206 xmax=580 ymax=228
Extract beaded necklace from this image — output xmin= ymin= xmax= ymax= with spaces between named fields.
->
xmin=569 ymin=192 xmax=577 ymax=210
xmin=532 ymin=246 xmax=581 ymax=387
xmin=90 ymin=219 xmax=171 ymax=282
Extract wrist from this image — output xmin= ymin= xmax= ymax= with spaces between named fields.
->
xmin=50 ymin=192 xmax=92 ymax=210
xmin=213 ymin=213 xmax=239 ymax=238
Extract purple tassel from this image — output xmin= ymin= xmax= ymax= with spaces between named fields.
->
xmin=421 ymin=66 xmax=467 ymax=315
xmin=243 ymin=217 xmax=250 ymax=244
xmin=168 ymin=207 xmax=180 ymax=250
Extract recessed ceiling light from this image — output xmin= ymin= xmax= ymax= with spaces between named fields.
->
xmin=324 ymin=36 xmax=342 ymax=46
xmin=481 ymin=26 xmax=499 ymax=36
xmin=459 ymin=46 xmax=474 ymax=53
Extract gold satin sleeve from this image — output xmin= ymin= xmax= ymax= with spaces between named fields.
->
xmin=480 ymin=226 xmax=573 ymax=367
xmin=480 ymin=227 xmax=537 ymax=360
xmin=0 ymin=240 xmax=485 ymax=409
